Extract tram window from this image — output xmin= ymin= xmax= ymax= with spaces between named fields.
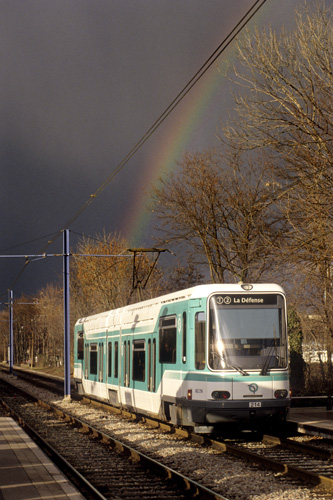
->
xmin=152 ymin=339 xmax=156 ymax=391
xmin=90 ymin=343 xmax=98 ymax=375
xmin=114 ymin=341 xmax=118 ymax=378
xmin=159 ymin=315 xmax=176 ymax=363
xmin=108 ymin=342 xmax=112 ymax=378
xmin=195 ymin=311 xmax=206 ymax=370
xmin=132 ymin=340 xmax=145 ymax=382
xmin=127 ymin=342 xmax=131 ymax=384
xmin=182 ymin=312 xmax=187 ymax=363
xmin=77 ymin=332 xmax=84 ymax=360
xmin=148 ymin=340 xmax=151 ymax=391
xmin=124 ymin=341 xmax=127 ymax=386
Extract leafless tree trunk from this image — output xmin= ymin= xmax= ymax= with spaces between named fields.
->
xmin=223 ymin=0 xmax=332 ymax=383
xmin=152 ymin=149 xmax=285 ymax=283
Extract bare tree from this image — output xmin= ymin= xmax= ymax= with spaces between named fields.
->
xmin=71 ymin=232 xmax=164 ymax=317
xmin=223 ymin=1 xmax=332 ymax=249
xmin=224 ymin=2 xmax=332 ymax=180
xmin=0 ymin=309 xmax=8 ymax=362
xmin=37 ymin=284 xmax=64 ymax=368
xmin=152 ymin=149 xmax=285 ymax=283
xmin=223 ymin=1 xmax=333 ymax=385
xmin=161 ymin=260 xmax=205 ymax=294
xmin=13 ymin=298 xmax=39 ymax=366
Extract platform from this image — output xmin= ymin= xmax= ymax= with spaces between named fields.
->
xmin=0 ymin=417 xmax=85 ymax=500
xmin=288 ymin=407 xmax=333 ymax=439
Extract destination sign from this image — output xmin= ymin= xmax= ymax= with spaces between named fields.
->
xmin=212 ymin=294 xmax=278 ymax=306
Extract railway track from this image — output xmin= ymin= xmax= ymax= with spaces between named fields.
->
xmin=212 ymin=436 xmax=333 ymax=491
xmin=0 ymin=376 xmax=227 ymax=500
xmin=1 ymin=366 xmax=333 ymax=499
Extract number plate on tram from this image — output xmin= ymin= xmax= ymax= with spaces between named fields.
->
xmin=249 ymin=402 xmax=261 ymax=408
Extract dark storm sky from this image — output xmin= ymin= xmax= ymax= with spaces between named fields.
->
xmin=0 ymin=0 xmax=301 ymax=297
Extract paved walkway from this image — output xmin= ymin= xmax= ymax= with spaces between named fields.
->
xmin=288 ymin=407 xmax=333 ymax=438
xmin=0 ymin=417 xmax=85 ymax=500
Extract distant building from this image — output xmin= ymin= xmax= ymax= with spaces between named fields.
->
xmin=303 ymin=347 xmax=333 ymax=364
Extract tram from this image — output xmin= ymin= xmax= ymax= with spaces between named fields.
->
xmin=73 ymin=283 xmax=290 ymax=433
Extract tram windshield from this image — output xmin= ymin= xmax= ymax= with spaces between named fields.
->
xmin=208 ymin=293 xmax=287 ymax=373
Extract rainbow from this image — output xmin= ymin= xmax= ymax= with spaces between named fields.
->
xmin=123 ymin=1 xmax=271 ymax=246
xmin=123 ymin=60 xmax=229 ymax=247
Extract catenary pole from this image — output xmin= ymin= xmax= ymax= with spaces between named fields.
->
xmin=1 ymin=245 xmax=136 ymax=398
xmin=3 ymin=238 xmax=159 ymax=397
xmin=63 ymin=229 xmax=71 ymax=399
xmin=8 ymin=290 xmax=13 ymax=374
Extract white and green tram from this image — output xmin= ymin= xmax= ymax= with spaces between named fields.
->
xmin=73 ymin=283 xmax=290 ymax=433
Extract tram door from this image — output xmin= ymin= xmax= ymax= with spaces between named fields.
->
xmin=84 ymin=344 xmax=89 ymax=379
xmin=123 ymin=340 xmax=131 ymax=387
xmin=98 ymin=342 xmax=104 ymax=382
xmin=147 ymin=338 xmax=156 ymax=393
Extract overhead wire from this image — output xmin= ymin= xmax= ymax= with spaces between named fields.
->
xmin=57 ymin=0 xmax=267 ymax=236
xmin=0 ymin=232 xmax=59 ymax=254
xmin=3 ymin=0 xmax=266 ymax=297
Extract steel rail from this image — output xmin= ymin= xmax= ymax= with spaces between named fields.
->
xmin=0 ymin=378 xmax=228 ymax=500
xmin=262 ymin=434 xmax=333 ymax=460
xmin=3 ymin=366 xmax=333 ymax=494
xmin=36 ymin=398 xmax=229 ymax=500
xmin=209 ymin=439 xmax=333 ymax=492
xmin=82 ymin=396 xmax=333 ymax=492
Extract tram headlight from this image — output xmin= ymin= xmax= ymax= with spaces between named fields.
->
xmin=241 ymin=283 xmax=253 ymax=290
xmin=274 ymin=389 xmax=288 ymax=399
xmin=212 ymin=391 xmax=230 ymax=400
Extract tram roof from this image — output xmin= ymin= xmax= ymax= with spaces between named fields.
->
xmin=75 ymin=283 xmax=285 ymax=333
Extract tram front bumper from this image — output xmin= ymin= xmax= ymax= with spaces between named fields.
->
xmin=172 ymin=398 xmax=290 ymax=426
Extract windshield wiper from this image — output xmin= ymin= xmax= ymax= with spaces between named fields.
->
xmin=260 ymin=355 xmax=273 ymax=376
xmin=260 ymin=330 xmax=278 ymax=376
xmin=212 ymin=351 xmax=249 ymax=376
xmin=229 ymin=363 xmax=249 ymax=376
